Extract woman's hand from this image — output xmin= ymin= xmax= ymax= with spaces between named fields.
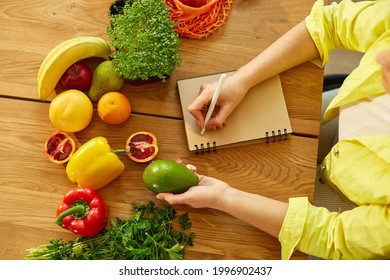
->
xmin=156 ymin=160 xmax=231 ymax=209
xmin=187 ymin=73 xmax=248 ymax=132
xmin=156 ymin=174 xmax=231 ymax=209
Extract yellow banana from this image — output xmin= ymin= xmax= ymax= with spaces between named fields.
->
xmin=38 ymin=37 xmax=112 ymax=100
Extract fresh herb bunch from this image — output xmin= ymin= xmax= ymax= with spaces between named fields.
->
xmin=25 ymin=201 xmax=194 ymax=260
xmin=107 ymin=0 xmax=182 ymax=81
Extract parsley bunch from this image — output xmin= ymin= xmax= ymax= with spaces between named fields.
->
xmin=25 ymin=201 xmax=194 ymax=260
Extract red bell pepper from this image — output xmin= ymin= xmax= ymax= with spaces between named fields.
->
xmin=55 ymin=187 xmax=109 ymax=237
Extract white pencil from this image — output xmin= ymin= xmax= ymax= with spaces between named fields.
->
xmin=201 ymin=73 xmax=227 ymax=135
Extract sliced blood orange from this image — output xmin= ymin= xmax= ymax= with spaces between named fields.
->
xmin=125 ymin=131 xmax=158 ymax=163
xmin=44 ymin=131 xmax=76 ymax=164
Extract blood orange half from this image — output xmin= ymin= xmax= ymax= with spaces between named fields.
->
xmin=44 ymin=131 xmax=76 ymax=164
xmin=125 ymin=131 xmax=158 ymax=163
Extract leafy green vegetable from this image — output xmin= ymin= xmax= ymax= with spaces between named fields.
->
xmin=25 ymin=201 xmax=194 ymax=260
xmin=107 ymin=0 xmax=182 ymax=81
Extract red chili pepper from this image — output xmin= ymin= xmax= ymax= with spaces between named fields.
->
xmin=55 ymin=187 xmax=109 ymax=237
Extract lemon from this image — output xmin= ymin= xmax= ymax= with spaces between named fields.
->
xmin=49 ymin=89 xmax=93 ymax=132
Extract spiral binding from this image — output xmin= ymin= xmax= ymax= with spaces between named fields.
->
xmin=194 ymin=141 xmax=217 ymax=155
xmin=266 ymin=128 xmax=288 ymax=143
xmin=193 ymin=128 xmax=289 ymax=154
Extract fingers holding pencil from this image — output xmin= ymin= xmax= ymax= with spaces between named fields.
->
xmin=200 ymin=73 xmax=226 ymax=134
xmin=187 ymin=73 xmax=246 ymax=132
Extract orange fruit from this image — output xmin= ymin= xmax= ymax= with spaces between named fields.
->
xmin=97 ymin=91 xmax=131 ymax=125
xmin=125 ymin=131 xmax=158 ymax=163
xmin=44 ymin=131 xmax=76 ymax=164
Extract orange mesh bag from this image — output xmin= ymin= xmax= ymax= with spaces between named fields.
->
xmin=166 ymin=0 xmax=234 ymax=39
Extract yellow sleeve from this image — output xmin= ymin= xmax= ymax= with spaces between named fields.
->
xmin=279 ymin=197 xmax=390 ymax=260
xmin=305 ymin=0 xmax=389 ymax=68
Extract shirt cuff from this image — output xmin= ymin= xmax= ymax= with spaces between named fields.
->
xmin=278 ymin=197 xmax=309 ymax=260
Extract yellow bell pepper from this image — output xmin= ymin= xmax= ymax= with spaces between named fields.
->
xmin=66 ymin=137 xmax=125 ymax=190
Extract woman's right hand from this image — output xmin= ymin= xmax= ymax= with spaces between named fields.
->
xmin=187 ymin=73 xmax=248 ymax=132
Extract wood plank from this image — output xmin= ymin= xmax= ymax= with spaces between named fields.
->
xmin=0 ymin=97 xmax=317 ymax=260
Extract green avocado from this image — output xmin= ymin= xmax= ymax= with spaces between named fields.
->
xmin=142 ymin=160 xmax=199 ymax=194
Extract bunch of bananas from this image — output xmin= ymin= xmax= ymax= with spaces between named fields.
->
xmin=38 ymin=36 xmax=112 ymax=101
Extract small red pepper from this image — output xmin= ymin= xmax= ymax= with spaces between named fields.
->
xmin=55 ymin=187 xmax=109 ymax=237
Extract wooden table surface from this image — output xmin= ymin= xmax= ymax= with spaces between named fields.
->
xmin=0 ymin=0 xmax=323 ymax=260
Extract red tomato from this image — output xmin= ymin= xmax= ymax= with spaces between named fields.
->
xmin=179 ymin=0 xmax=208 ymax=8
xmin=61 ymin=62 xmax=92 ymax=91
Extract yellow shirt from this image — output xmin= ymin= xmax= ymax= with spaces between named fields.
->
xmin=278 ymin=0 xmax=390 ymax=260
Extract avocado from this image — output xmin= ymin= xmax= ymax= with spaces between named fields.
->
xmin=142 ymin=160 xmax=199 ymax=194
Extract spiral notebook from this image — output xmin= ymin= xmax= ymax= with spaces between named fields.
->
xmin=177 ymin=72 xmax=292 ymax=153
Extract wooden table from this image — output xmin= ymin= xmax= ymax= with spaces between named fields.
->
xmin=0 ymin=0 xmax=323 ymax=260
